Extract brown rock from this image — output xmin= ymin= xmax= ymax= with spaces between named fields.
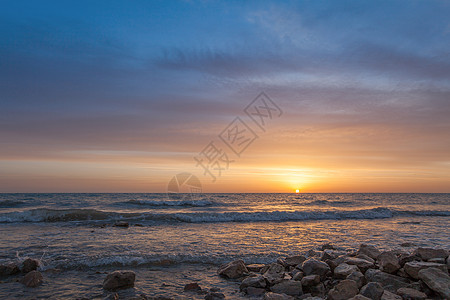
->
xmin=246 ymin=263 xmax=265 ymax=272
xmin=365 ymin=269 xmax=410 ymax=293
xmin=264 ymin=263 xmax=285 ymax=285
xmin=403 ymin=261 xmax=447 ymax=279
xmin=321 ymin=243 xmax=336 ymax=251
xmin=22 ymin=258 xmax=39 ymax=273
xmin=328 ymin=279 xmax=358 ymax=300
xmin=19 ymin=270 xmax=43 ymax=287
xmin=292 ymin=270 xmax=304 ymax=281
xmin=184 ymin=282 xmax=201 ymax=291
xmin=204 ymin=292 xmax=225 ymax=300
xmin=284 ymin=255 xmax=306 ymax=267
xmin=396 ymin=287 xmax=427 ymax=300
xmin=413 ymin=248 xmax=448 ymax=261
xmin=378 ymin=252 xmax=400 ymax=274
xmin=347 ymin=270 xmax=365 ymax=288
xmin=334 ymin=263 xmax=360 ymax=279
xmin=246 ymin=287 xmax=266 ymax=296
xmin=381 ymin=290 xmax=402 ymax=300
xmin=358 ymin=244 xmax=381 ymax=260
xmin=240 ymin=274 xmax=266 ymax=290
xmin=263 ymin=292 xmax=294 ymax=300
xmin=360 ymin=282 xmax=384 ymax=300
xmin=301 ymin=275 xmax=320 ymax=287
xmin=301 ymin=258 xmax=330 ymax=280
xmin=0 ymin=262 xmax=20 ymax=276
xmin=103 ymin=270 xmax=136 ymax=291
xmin=345 ymin=257 xmax=374 ymax=273
xmin=218 ymin=259 xmax=248 ymax=279
xmin=418 ymin=267 xmax=450 ymax=299
xmin=270 ymin=280 xmax=303 ymax=296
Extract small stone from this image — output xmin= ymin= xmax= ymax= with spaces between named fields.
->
xmin=418 ymin=267 xmax=450 ymax=299
xmin=204 ymin=292 xmax=225 ymax=300
xmin=347 ymin=270 xmax=365 ymax=288
xmin=358 ymin=244 xmax=381 ymax=260
xmin=345 ymin=257 xmax=374 ymax=273
xmin=284 ymin=255 xmax=306 ymax=267
xmin=218 ymin=260 xmax=248 ymax=279
xmin=103 ymin=270 xmax=135 ymax=291
xmin=413 ymin=248 xmax=449 ymax=261
xmin=321 ymin=243 xmax=336 ymax=251
xmin=301 ymin=275 xmax=320 ymax=287
xmin=19 ymin=270 xmax=43 ymax=287
xmin=240 ymin=274 xmax=266 ymax=290
xmin=301 ymin=258 xmax=330 ymax=280
xmin=246 ymin=263 xmax=265 ymax=272
xmin=271 ymin=280 xmax=303 ymax=296
xmin=264 ymin=292 xmax=294 ymax=300
xmin=0 ymin=262 xmax=20 ymax=276
xmin=381 ymin=290 xmax=402 ymax=300
xmin=360 ymin=282 xmax=384 ymax=300
xmin=184 ymin=282 xmax=201 ymax=291
xmin=114 ymin=221 xmax=129 ymax=227
xmin=22 ymin=258 xmax=39 ymax=273
xmin=378 ymin=252 xmax=400 ymax=274
xmin=327 ymin=279 xmax=358 ymax=300
xmin=396 ymin=287 xmax=427 ymax=300
xmin=334 ymin=263 xmax=359 ymax=279
xmin=292 ymin=270 xmax=304 ymax=281
xmin=403 ymin=261 xmax=447 ymax=279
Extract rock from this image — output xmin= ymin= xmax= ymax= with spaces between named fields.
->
xmin=349 ymin=296 xmax=371 ymax=300
xmin=403 ymin=261 xmax=447 ymax=279
xmin=345 ymin=257 xmax=374 ymax=273
xmin=19 ymin=270 xmax=43 ymax=287
xmin=396 ymin=288 xmax=427 ymax=300
xmin=309 ymin=283 xmax=325 ymax=297
xmin=0 ymin=262 xmax=20 ymax=276
xmin=356 ymin=254 xmax=375 ymax=264
xmin=103 ymin=270 xmax=136 ymax=291
xmin=284 ymin=255 xmax=306 ymax=267
xmin=292 ymin=270 xmax=304 ymax=281
xmin=240 ymin=274 xmax=266 ymax=290
xmin=246 ymin=263 xmax=265 ymax=272
xmin=218 ymin=260 xmax=248 ymax=279
xmin=204 ymin=292 xmax=225 ymax=300
xmin=184 ymin=282 xmax=201 ymax=291
xmin=114 ymin=221 xmax=129 ymax=227
xmin=264 ymin=263 xmax=285 ymax=284
xmin=365 ymin=269 xmax=410 ymax=293
xmin=400 ymin=242 xmax=414 ymax=247
xmin=321 ymin=243 xmax=336 ymax=251
xmin=413 ymin=248 xmax=448 ymax=261
xmin=301 ymin=258 xmax=330 ymax=280
xmin=398 ymin=253 xmax=419 ymax=267
xmin=306 ymin=249 xmax=322 ymax=258
xmin=321 ymin=250 xmax=344 ymax=261
xmin=360 ymin=282 xmax=384 ymax=300
xmin=347 ymin=270 xmax=365 ymax=288
xmin=264 ymin=292 xmax=294 ymax=300
xmin=378 ymin=252 xmax=400 ymax=274
xmin=327 ymin=279 xmax=359 ymax=300
xmin=448 ymin=255 xmax=450 ymax=270
xmin=358 ymin=244 xmax=381 ymax=260
xmin=22 ymin=258 xmax=39 ymax=273
xmin=396 ymin=268 xmax=409 ymax=278
xmin=381 ymin=290 xmax=402 ymax=300
xmin=334 ymin=263 xmax=360 ymax=279
xmin=428 ymin=257 xmax=446 ymax=264
xmin=418 ymin=267 xmax=450 ymax=299
xmin=271 ymin=280 xmax=303 ymax=296
xmin=246 ymin=287 xmax=266 ymax=296
xmin=301 ymin=275 xmax=320 ymax=287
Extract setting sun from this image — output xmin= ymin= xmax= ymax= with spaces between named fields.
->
xmin=295 ymin=189 xmax=300 ymax=193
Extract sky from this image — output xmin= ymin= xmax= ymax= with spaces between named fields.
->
xmin=1 ymin=0 xmax=450 ymax=193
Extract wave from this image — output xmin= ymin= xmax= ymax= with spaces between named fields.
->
xmin=121 ymin=199 xmax=217 ymax=207
xmin=0 ymin=200 xmax=27 ymax=208
xmin=1 ymin=207 xmax=448 ymax=224
xmin=303 ymin=200 xmax=354 ymax=206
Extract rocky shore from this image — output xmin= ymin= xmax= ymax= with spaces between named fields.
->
xmin=1 ymin=244 xmax=449 ymax=299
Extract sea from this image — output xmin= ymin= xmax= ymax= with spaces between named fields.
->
xmin=0 ymin=193 xmax=449 ymax=299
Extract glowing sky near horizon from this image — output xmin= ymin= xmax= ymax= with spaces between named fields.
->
xmin=1 ymin=0 xmax=450 ymax=192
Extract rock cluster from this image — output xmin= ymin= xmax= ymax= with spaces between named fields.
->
xmin=218 ymin=244 xmax=450 ymax=299
xmin=0 ymin=258 xmax=42 ymax=287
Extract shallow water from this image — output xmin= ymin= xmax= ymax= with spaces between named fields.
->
xmin=0 ymin=193 xmax=449 ymax=298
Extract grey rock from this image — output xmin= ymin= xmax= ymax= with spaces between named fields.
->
xmin=345 ymin=257 xmax=374 ymax=273
xmin=360 ymin=282 xmax=384 ymax=300
xmin=347 ymin=270 xmax=365 ymax=288
xmin=301 ymin=258 xmax=330 ymax=280
xmin=418 ymin=267 xmax=450 ymax=299
xmin=22 ymin=258 xmax=39 ymax=273
xmin=271 ymin=280 xmax=303 ymax=296
xmin=19 ymin=270 xmax=43 ymax=287
xmin=103 ymin=270 xmax=136 ymax=291
xmin=403 ymin=261 xmax=447 ymax=279
xmin=358 ymin=244 xmax=381 ymax=260
xmin=321 ymin=243 xmax=336 ymax=251
xmin=240 ymin=274 xmax=266 ymax=290
xmin=264 ymin=263 xmax=286 ymax=285
xmin=292 ymin=270 xmax=304 ymax=281
xmin=396 ymin=287 xmax=427 ymax=300
xmin=413 ymin=247 xmax=448 ymax=261
xmin=246 ymin=287 xmax=266 ymax=296
xmin=378 ymin=252 xmax=400 ymax=274
xmin=365 ymin=269 xmax=410 ymax=293
xmin=218 ymin=260 xmax=248 ymax=279
xmin=327 ymin=279 xmax=359 ymax=300
xmin=301 ymin=275 xmax=320 ymax=287
xmin=284 ymin=255 xmax=306 ymax=267
xmin=204 ymin=292 xmax=225 ymax=300
xmin=264 ymin=292 xmax=294 ymax=300
xmin=356 ymin=254 xmax=375 ymax=264
xmin=246 ymin=263 xmax=266 ymax=272
xmin=381 ymin=290 xmax=402 ymax=300
xmin=334 ymin=263 xmax=360 ymax=279
xmin=0 ymin=262 xmax=20 ymax=276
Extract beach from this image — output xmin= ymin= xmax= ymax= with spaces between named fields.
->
xmin=0 ymin=193 xmax=449 ymax=299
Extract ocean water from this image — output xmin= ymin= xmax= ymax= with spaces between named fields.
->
xmin=0 ymin=193 xmax=449 ymax=299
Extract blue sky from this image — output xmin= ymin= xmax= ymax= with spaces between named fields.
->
xmin=1 ymin=0 xmax=450 ymax=192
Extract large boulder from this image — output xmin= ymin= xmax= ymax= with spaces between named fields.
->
xmin=22 ymin=258 xmax=39 ymax=273
xmin=301 ymin=258 xmax=330 ymax=280
xmin=19 ymin=270 xmax=43 ymax=287
xmin=218 ymin=259 xmax=248 ymax=279
xmin=240 ymin=274 xmax=266 ymax=291
xmin=263 ymin=263 xmax=285 ymax=285
xmin=0 ymin=262 xmax=20 ymax=277
xmin=418 ymin=267 xmax=450 ymax=299
xmin=103 ymin=270 xmax=136 ymax=291
xmin=334 ymin=263 xmax=360 ymax=279
xmin=365 ymin=269 xmax=410 ymax=293
xmin=270 ymin=280 xmax=303 ymax=296
xmin=396 ymin=287 xmax=427 ymax=300
xmin=378 ymin=252 xmax=400 ymax=274
xmin=413 ymin=248 xmax=448 ymax=261
xmin=360 ymin=282 xmax=384 ymax=300
xmin=358 ymin=244 xmax=381 ymax=260
xmin=327 ymin=279 xmax=358 ymax=300
xmin=403 ymin=261 xmax=447 ymax=279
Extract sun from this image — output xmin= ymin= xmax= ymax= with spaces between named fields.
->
xmin=295 ymin=189 xmax=300 ymax=193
